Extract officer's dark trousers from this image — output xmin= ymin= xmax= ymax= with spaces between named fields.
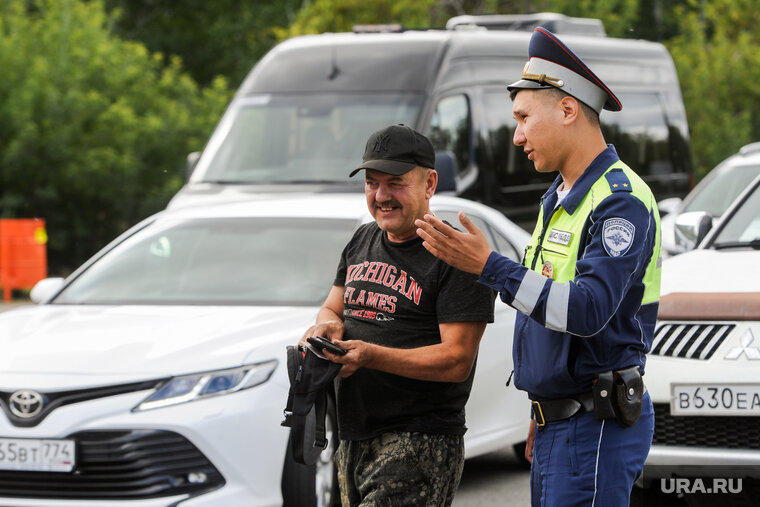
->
xmin=530 ymin=391 xmax=654 ymax=506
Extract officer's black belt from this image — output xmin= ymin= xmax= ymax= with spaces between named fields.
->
xmin=531 ymin=391 xmax=595 ymax=427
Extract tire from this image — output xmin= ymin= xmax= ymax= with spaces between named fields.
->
xmin=282 ymin=397 xmax=339 ymax=507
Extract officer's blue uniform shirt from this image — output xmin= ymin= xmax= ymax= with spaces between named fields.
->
xmin=478 ymin=145 xmax=660 ymax=400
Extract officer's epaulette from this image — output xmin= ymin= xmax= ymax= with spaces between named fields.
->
xmin=605 ymin=168 xmax=632 ymax=193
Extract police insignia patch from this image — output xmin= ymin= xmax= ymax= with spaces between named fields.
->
xmin=602 ymin=218 xmax=635 ymax=257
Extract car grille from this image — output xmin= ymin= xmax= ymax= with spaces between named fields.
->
xmin=653 ymin=403 xmax=760 ymax=450
xmin=0 ymin=379 xmax=166 ymax=428
xmin=0 ymin=430 xmax=224 ymax=499
xmin=650 ymin=323 xmax=735 ymax=360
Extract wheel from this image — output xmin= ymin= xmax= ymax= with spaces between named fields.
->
xmin=282 ymin=396 xmax=339 ymax=507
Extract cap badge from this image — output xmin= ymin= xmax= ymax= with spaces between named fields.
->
xmin=521 ymin=62 xmax=564 ymax=88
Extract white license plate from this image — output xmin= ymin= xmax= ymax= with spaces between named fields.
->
xmin=0 ymin=438 xmax=75 ymax=472
xmin=671 ymin=384 xmax=760 ymax=416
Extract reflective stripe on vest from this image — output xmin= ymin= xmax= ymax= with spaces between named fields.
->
xmin=522 ymin=162 xmax=661 ymax=306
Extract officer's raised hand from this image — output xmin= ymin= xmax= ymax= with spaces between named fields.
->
xmin=415 ymin=211 xmax=492 ymax=276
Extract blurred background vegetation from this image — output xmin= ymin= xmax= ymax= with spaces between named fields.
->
xmin=1 ymin=0 xmax=758 ymax=274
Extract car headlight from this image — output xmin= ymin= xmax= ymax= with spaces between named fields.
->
xmin=133 ymin=360 xmax=278 ymax=412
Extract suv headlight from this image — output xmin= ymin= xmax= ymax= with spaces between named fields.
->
xmin=134 ymin=360 xmax=278 ymax=411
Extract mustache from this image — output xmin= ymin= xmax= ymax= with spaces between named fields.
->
xmin=375 ymin=200 xmax=401 ymax=208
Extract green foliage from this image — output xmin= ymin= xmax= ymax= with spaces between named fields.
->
xmin=0 ymin=0 xmax=231 ymax=274
xmin=666 ymin=0 xmax=760 ymax=179
xmin=280 ymin=0 xmax=439 ymax=37
xmin=279 ymin=0 xmax=531 ymax=36
xmin=105 ymin=0 xmax=303 ymax=87
xmin=539 ymin=0 xmax=639 ymax=38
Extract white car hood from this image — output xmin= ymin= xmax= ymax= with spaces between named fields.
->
xmin=0 ymin=305 xmax=315 ymax=390
xmin=660 ymin=248 xmax=760 ymax=296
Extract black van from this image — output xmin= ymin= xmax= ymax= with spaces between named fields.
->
xmin=170 ymin=13 xmax=692 ymax=229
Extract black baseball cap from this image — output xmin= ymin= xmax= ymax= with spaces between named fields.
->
xmin=349 ymin=124 xmax=435 ymax=177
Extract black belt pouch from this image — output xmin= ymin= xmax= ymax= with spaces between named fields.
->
xmin=593 ymin=371 xmax=616 ymax=420
xmin=613 ymin=365 xmax=643 ymax=427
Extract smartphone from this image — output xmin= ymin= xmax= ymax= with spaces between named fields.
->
xmin=307 ymin=336 xmax=347 ymax=356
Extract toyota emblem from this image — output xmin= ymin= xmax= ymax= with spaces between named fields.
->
xmin=9 ymin=390 xmax=44 ymax=418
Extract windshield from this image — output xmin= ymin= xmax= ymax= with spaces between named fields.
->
xmin=54 ymin=217 xmax=357 ymax=305
xmin=683 ymin=163 xmax=760 ymax=216
xmin=711 ymin=183 xmax=760 ymax=247
xmin=197 ymin=93 xmax=423 ymax=184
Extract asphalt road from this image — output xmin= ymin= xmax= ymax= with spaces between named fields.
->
xmin=454 ymin=446 xmax=531 ymax=506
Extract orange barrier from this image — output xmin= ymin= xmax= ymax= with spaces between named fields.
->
xmin=0 ymin=219 xmax=48 ymax=302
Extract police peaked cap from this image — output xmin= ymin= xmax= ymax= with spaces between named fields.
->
xmin=507 ymin=27 xmax=622 ymax=114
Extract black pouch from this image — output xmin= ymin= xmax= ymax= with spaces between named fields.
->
xmin=281 ymin=345 xmax=342 ymax=465
xmin=593 ymin=370 xmax=616 ymax=420
xmin=612 ymin=365 xmax=643 ymax=428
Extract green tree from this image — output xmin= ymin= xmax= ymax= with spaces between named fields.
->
xmin=280 ymin=0 xmax=531 ymax=36
xmin=105 ymin=0 xmax=304 ymax=87
xmin=0 ymin=0 xmax=231 ymax=274
xmin=280 ymin=0 xmax=438 ymax=36
xmin=538 ymin=0 xmax=639 ymax=38
xmin=666 ymin=0 xmax=760 ymax=178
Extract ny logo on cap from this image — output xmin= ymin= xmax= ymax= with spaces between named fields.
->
xmin=373 ymin=132 xmax=391 ymax=154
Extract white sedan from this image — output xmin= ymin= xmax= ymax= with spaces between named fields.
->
xmin=0 ymin=193 xmax=530 ymax=507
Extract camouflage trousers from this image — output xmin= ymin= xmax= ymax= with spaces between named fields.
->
xmin=335 ymin=432 xmax=465 ymax=507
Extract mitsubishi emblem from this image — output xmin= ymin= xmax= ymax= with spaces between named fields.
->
xmin=9 ymin=390 xmax=44 ymax=418
xmin=724 ymin=329 xmax=760 ymax=360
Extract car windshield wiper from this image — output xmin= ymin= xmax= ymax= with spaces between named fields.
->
xmin=712 ymin=238 xmax=760 ymax=250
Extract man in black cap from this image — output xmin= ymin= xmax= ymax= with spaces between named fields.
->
xmin=416 ymin=28 xmax=660 ymax=505
xmin=302 ymin=124 xmax=495 ymax=506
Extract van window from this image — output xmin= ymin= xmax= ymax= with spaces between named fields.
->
xmin=482 ymin=90 xmax=537 ymax=183
xmin=601 ymin=92 xmax=672 ymax=180
xmin=478 ymin=88 xmax=684 ymax=228
xmin=196 ymin=93 xmax=423 ymax=184
xmin=481 ymin=89 xmax=554 ymax=228
xmin=429 ymin=95 xmax=471 ymax=176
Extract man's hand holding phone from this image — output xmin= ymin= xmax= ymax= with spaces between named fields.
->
xmin=306 ymin=336 xmax=348 ymax=358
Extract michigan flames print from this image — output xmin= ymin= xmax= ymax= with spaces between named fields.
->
xmin=342 ymin=261 xmax=424 ymax=321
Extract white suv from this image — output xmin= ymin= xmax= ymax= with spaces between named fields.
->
xmin=642 ymin=173 xmax=760 ymax=501
xmin=660 ymin=142 xmax=760 ymax=257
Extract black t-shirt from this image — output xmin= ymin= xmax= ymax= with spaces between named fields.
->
xmin=333 ymin=222 xmax=496 ymax=440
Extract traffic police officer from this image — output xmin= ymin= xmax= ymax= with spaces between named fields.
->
xmin=415 ymin=26 xmax=660 ymax=506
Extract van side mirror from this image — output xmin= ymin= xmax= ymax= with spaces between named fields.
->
xmin=435 ymin=151 xmax=458 ymax=193
xmin=186 ymin=152 xmax=201 ymax=181
xmin=657 ymin=197 xmax=682 ymax=217
xmin=674 ymin=211 xmax=713 ymax=252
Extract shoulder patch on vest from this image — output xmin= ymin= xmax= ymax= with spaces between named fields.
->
xmin=602 ymin=218 xmax=635 ymax=257
xmin=605 ymin=168 xmax=632 ymax=193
